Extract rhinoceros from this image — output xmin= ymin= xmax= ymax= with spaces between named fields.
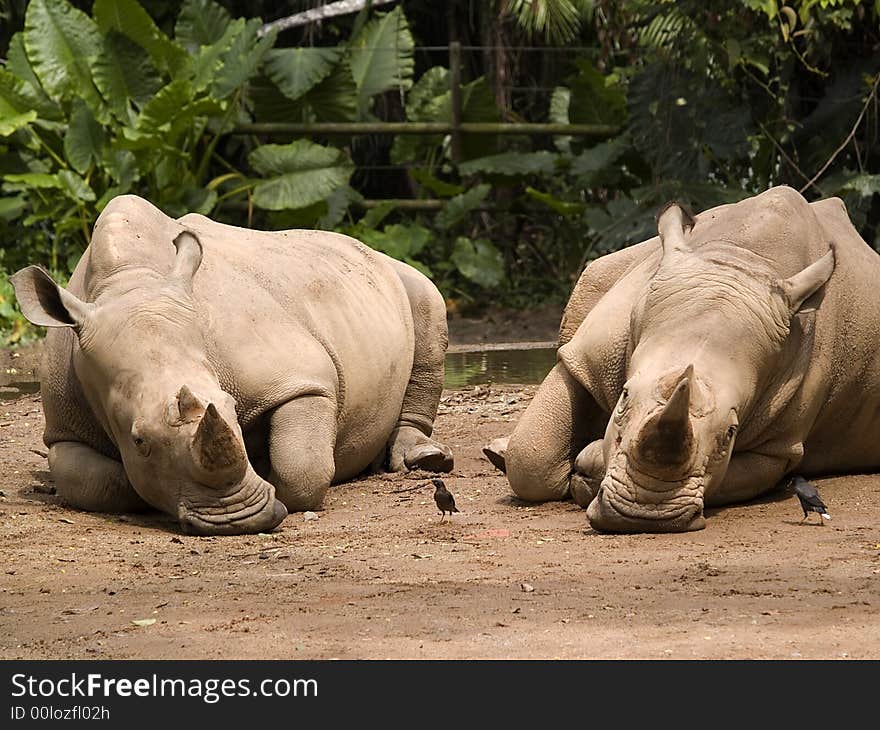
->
xmin=487 ymin=186 xmax=880 ymax=532
xmin=11 ymin=195 xmax=453 ymax=535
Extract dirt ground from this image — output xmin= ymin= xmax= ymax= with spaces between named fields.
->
xmin=2 ymin=324 xmax=880 ymax=660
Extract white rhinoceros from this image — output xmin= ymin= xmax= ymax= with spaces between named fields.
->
xmin=489 ymin=186 xmax=880 ymax=532
xmin=11 ymin=195 xmax=452 ymax=535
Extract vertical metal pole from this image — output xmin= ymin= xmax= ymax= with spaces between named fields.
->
xmin=450 ymin=40 xmax=463 ymax=165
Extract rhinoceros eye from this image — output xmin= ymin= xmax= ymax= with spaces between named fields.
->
xmin=131 ymin=420 xmax=151 ymax=457
xmin=725 ymin=424 xmax=737 ymax=443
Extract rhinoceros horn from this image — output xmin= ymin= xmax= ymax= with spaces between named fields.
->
xmin=633 ymin=365 xmax=695 ymax=476
xmin=176 ymin=385 xmax=205 ymax=423
xmin=191 ymin=403 xmax=247 ymax=482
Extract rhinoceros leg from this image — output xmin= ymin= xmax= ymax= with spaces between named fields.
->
xmin=506 ymin=363 xmax=606 ymax=502
xmin=384 ymin=259 xmax=453 ymax=473
xmin=48 ymin=441 xmax=148 ymax=512
xmin=704 ymin=450 xmax=795 ymax=506
xmin=570 ymin=439 xmax=606 ymax=507
xmin=267 ymin=395 xmax=337 ymax=511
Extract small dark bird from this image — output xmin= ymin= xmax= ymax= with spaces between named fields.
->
xmin=432 ymin=478 xmax=459 ymax=522
xmin=792 ymin=476 xmax=831 ymax=525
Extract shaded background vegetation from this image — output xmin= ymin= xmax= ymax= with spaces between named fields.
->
xmin=1 ymin=0 xmax=879 ymax=343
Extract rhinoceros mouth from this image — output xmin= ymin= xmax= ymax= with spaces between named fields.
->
xmin=178 ymin=474 xmax=287 ymax=535
xmin=590 ymin=461 xmax=705 ymax=531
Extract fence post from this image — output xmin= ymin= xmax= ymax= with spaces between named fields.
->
xmin=449 ymin=40 xmax=463 ymax=165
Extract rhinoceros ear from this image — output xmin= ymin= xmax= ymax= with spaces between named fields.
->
xmin=170 ymin=230 xmax=202 ymax=292
xmin=9 ymin=265 xmax=93 ymax=329
xmin=778 ymin=245 xmax=835 ymax=315
xmin=657 ymin=201 xmax=695 ymax=257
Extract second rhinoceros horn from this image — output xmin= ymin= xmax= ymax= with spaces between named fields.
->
xmin=176 ymin=384 xmax=204 ymax=423
xmin=634 ymin=365 xmax=695 ymax=476
xmin=191 ymin=403 xmax=247 ymax=482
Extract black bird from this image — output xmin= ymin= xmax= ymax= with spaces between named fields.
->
xmin=432 ymin=478 xmax=459 ymax=522
xmin=792 ymin=476 xmax=831 ymax=525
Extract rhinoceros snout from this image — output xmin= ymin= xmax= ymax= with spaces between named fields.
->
xmin=179 ymin=498 xmax=288 ymax=536
xmin=587 ymin=488 xmax=706 ymax=534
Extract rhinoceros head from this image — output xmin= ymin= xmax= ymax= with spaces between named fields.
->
xmin=11 ymin=231 xmax=287 ymax=535
xmin=586 ymin=202 xmax=835 ymax=533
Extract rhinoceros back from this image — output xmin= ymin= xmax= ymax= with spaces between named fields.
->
xmin=175 ymin=212 xmax=415 ymax=478
xmin=44 ymin=195 xmax=414 ymax=480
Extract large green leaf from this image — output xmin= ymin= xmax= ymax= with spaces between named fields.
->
xmin=93 ymin=0 xmax=188 ymax=77
xmin=58 ymin=169 xmax=95 ymax=201
xmin=302 ymin=62 xmax=358 ymax=122
xmin=316 ymin=184 xmax=363 ymax=229
xmin=458 ymin=77 xmax=502 ymax=160
xmin=249 ymin=140 xmax=354 ymax=211
xmin=249 ymin=140 xmax=347 ymax=176
xmin=134 ymin=78 xmax=222 ymax=141
xmin=0 ymin=69 xmax=35 ymax=115
xmin=570 ymin=138 xmax=627 ymax=187
xmin=451 ymin=237 xmax=505 ymax=289
xmin=211 ymin=19 xmax=277 ymax=100
xmin=24 ymin=0 xmax=104 ymax=111
xmin=93 ymin=32 xmax=162 ymax=119
xmin=3 ymin=172 xmax=63 ymax=190
xmin=360 ymin=223 xmax=430 ymax=260
xmin=189 ymin=19 xmax=242 ymax=93
xmin=175 ymin=0 xmax=231 ymax=50
xmin=64 ymin=100 xmax=105 ymax=173
xmin=392 ymin=72 xmax=500 ymax=165
xmin=102 ymin=147 xmax=139 ymax=189
xmin=410 ymin=169 xmax=464 ymax=198
xmin=526 ymin=186 xmax=586 ymax=216
xmin=0 ymin=111 xmax=37 ymax=137
xmin=404 ymin=66 xmax=449 ymax=121
xmin=264 ymin=47 xmax=342 ymax=102
xmin=390 ymin=66 xmax=449 ymax=164
xmin=349 ymin=6 xmax=414 ymax=116
xmin=435 ymin=184 xmax=491 ymax=230
xmin=567 ymin=60 xmax=627 ymax=127
xmin=136 ymin=79 xmax=194 ymax=133
xmin=247 ymin=74 xmax=308 ymax=123
xmin=6 ymin=34 xmax=62 ymax=120
xmin=459 ymin=151 xmax=558 ymax=178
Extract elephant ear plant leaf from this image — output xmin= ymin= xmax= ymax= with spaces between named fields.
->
xmin=248 ymin=140 xmax=355 ymax=212
xmin=25 ymin=0 xmax=107 ymax=116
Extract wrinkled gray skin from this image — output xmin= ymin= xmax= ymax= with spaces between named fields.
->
xmin=491 ymin=186 xmax=880 ymax=533
xmin=11 ymin=195 xmax=452 ymax=535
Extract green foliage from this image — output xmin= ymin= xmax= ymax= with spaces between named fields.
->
xmin=451 ymin=237 xmax=506 ymax=289
xmin=505 ymin=0 xmax=595 ymax=44
xmin=0 ymin=0 xmax=418 ymax=343
xmin=349 ymin=5 xmax=414 ymax=117
xmin=248 ymin=140 xmax=355 ymax=211
xmin=264 ymin=47 xmax=342 ymax=101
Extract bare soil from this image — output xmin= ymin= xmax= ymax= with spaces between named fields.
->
xmin=2 ymin=328 xmax=880 ymax=660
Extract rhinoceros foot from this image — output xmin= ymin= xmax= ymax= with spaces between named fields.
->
xmin=570 ymin=472 xmax=602 ymax=508
xmin=482 ymin=437 xmax=509 ymax=473
xmin=388 ymin=426 xmax=453 ymax=473
xmin=404 ymin=442 xmax=454 ymax=472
